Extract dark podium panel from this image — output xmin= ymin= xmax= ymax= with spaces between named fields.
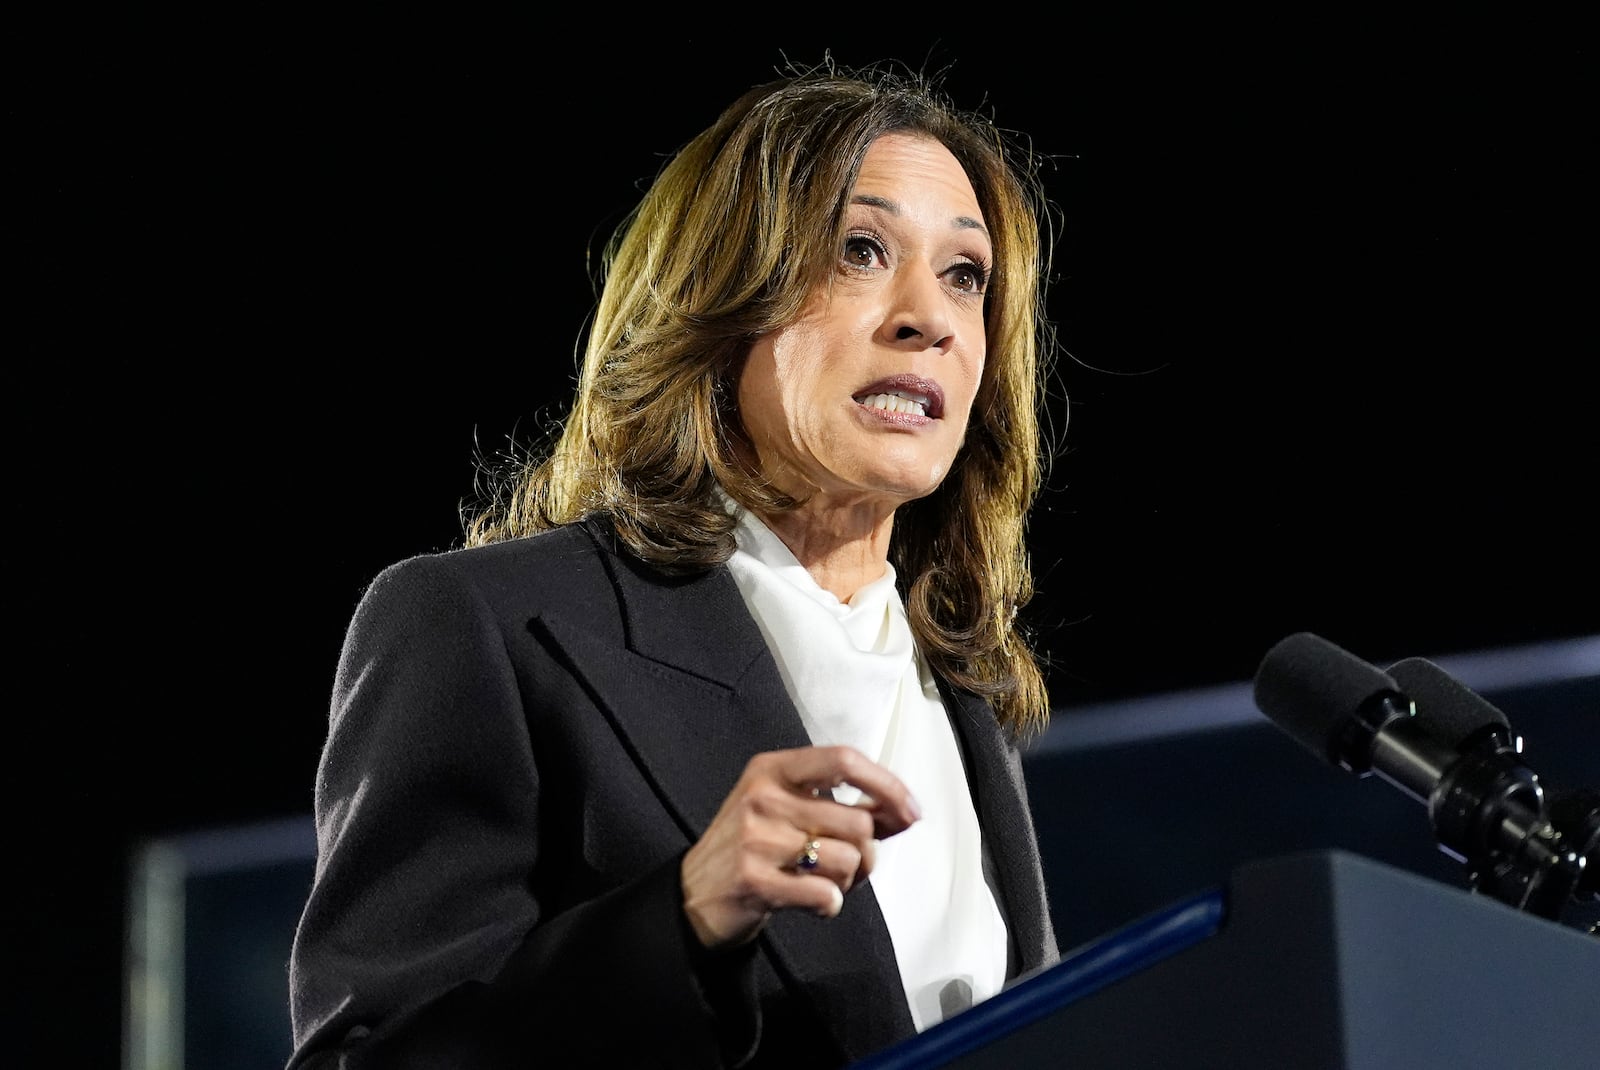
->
xmin=854 ymin=849 xmax=1600 ymax=1070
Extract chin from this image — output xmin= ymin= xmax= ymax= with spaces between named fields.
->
xmin=850 ymin=464 xmax=953 ymax=505
xmin=807 ymin=441 xmax=962 ymax=506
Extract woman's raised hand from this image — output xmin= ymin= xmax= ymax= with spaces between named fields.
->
xmin=680 ymin=745 xmax=922 ymax=949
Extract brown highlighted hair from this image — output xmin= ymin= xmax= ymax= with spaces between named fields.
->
xmin=466 ymin=57 xmax=1060 ymax=738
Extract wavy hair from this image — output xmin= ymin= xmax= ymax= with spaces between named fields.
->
xmin=465 ymin=57 xmax=1060 ymax=739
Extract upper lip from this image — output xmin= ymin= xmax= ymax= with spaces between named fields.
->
xmin=852 ymin=374 xmax=944 ymax=419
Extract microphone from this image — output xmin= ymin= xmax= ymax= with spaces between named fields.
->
xmin=1385 ymin=655 xmax=1597 ymax=911
xmin=1253 ymin=632 xmax=1585 ymax=920
xmin=1384 ymin=656 xmax=1511 ymax=747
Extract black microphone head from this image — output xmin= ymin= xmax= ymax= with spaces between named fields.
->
xmin=1253 ymin=631 xmax=1408 ymax=769
xmin=1384 ymin=657 xmax=1512 ymax=748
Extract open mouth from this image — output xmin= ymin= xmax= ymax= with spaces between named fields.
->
xmin=855 ymin=390 xmax=930 ymax=417
xmin=852 ymin=375 xmax=944 ymax=420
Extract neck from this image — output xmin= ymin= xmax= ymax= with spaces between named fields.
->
xmin=756 ymin=496 xmax=895 ymax=603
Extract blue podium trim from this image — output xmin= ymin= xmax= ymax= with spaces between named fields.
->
xmin=851 ymin=887 xmax=1226 ymax=1069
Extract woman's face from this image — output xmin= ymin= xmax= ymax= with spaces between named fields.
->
xmin=737 ymin=132 xmax=990 ymax=511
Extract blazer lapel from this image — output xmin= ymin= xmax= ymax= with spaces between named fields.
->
xmin=534 ymin=545 xmax=808 ymax=834
xmin=941 ymin=684 xmax=1059 ymax=978
xmin=533 ymin=527 xmax=916 ymax=1060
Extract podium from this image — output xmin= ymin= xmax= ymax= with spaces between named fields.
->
xmin=853 ymin=850 xmax=1600 ymax=1069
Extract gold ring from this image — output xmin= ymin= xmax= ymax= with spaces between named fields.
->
xmin=795 ymin=839 xmax=821 ymax=871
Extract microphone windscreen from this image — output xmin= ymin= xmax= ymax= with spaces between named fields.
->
xmin=1385 ymin=657 xmax=1511 ymax=747
xmin=1253 ymin=631 xmax=1402 ymax=764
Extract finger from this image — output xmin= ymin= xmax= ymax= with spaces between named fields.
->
xmin=787 ymin=795 xmax=879 ymax=854
xmin=855 ymin=836 xmax=875 ymax=887
xmin=685 ymin=826 xmax=854 ymax=946
xmin=773 ymin=745 xmax=922 ymax=837
xmin=742 ymin=858 xmax=847 ymax=919
xmin=787 ymin=835 xmax=863 ymax=892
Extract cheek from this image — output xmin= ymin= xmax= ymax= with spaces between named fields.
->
xmin=954 ymin=349 xmax=987 ymax=421
xmin=737 ymin=326 xmax=821 ymax=444
xmin=735 ymin=341 xmax=781 ymax=442
xmin=764 ymin=325 xmax=830 ymax=406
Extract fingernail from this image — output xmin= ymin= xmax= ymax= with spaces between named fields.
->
xmin=908 ymin=794 xmax=923 ymax=820
xmin=823 ymin=884 xmax=844 ymax=917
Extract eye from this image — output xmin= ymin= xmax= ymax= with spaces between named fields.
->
xmin=946 ymin=258 xmax=991 ymax=295
xmin=841 ymin=233 xmax=887 ymax=271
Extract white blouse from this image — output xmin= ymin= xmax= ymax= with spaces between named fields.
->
xmin=724 ymin=505 xmax=1008 ymax=1031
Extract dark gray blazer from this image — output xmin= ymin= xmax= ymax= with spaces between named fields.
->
xmin=287 ymin=517 xmax=1058 ymax=1069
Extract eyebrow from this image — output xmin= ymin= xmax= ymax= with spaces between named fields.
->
xmin=851 ymin=194 xmax=990 ymax=238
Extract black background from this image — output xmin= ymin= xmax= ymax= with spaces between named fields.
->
xmin=15 ymin=11 xmax=1596 ymax=1064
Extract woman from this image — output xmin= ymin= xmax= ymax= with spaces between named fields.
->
xmin=287 ymin=57 xmax=1062 ymax=1069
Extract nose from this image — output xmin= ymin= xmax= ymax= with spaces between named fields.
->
xmin=881 ymin=267 xmax=956 ymax=352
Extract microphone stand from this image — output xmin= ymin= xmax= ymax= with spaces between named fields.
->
xmin=1547 ymin=787 xmax=1600 ymax=935
xmin=1424 ymin=723 xmax=1587 ymax=926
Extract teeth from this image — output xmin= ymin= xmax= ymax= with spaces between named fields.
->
xmin=857 ymin=391 xmax=929 ymax=417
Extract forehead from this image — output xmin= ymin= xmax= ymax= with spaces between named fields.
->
xmin=850 ymin=133 xmax=985 ymax=227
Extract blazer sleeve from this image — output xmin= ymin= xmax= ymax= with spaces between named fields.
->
xmin=285 ymin=552 xmax=759 ymax=1069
